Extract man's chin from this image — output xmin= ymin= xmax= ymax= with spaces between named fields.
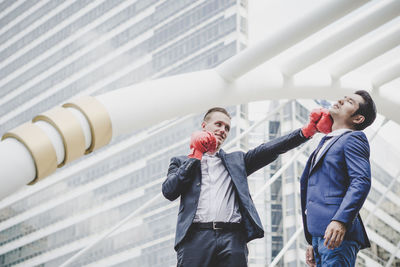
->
xmin=328 ymin=111 xmax=337 ymax=123
xmin=217 ymin=140 xmax=223 ymax=148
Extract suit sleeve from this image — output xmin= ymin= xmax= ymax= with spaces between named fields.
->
xmin=332 ymin=132 xmax=371 ymax=227
xmin=162 ymin=157 xmax=199 ymax=201
xmin=244 ymin=129 xmax=308 ymax=176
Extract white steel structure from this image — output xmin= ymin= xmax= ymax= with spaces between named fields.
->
xmin=0 ymin=0 xmax=399 ymax=266
xmin=1 ymin=0 xmax=399 ymax=196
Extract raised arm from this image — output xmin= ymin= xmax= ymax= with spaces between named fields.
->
xmin=244 ymin=129 xmax=308 ymax=176
xmin=244 ymin=108 xmax=332 ymax=176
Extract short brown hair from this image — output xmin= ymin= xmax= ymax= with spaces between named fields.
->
xmin=203 ymin=107 xmax=231 ymax=121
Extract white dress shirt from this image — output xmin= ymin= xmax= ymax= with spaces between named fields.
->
xmin=193 ymin=152 xmax=241 ymax=223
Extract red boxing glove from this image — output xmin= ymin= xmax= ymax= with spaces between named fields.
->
xmin=316 ymin=109 xmax=333 ymax=134
xmin=188 ymin=131 xmax=217 ymax=160
xmin=301 ymin=108 xmax=324 ymax=138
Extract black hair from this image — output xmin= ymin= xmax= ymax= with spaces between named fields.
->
xmin=352 ymin=90 xmax=377 ymax=130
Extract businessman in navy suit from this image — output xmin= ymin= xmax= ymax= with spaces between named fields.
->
xmin=162 ymin=107 xmax=331 ymax=267
xmin=301 ymin=90 xmax=377 ymax=267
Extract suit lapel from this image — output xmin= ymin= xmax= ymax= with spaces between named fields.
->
xmin=219 ymin=149 xmax=247 ymax=190
xmin=309 ymin=131 xmax=351 ymax=174
xmin=218 ymin=149 xmax=233 ymax=179
xmin=305 ymin=149 xmax=317 ymax=176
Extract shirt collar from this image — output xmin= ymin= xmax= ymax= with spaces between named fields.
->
xmin=204 ymin=149 xmax=221 ymax=158
xmin=327 ymin=128 xmax=353 ymax=137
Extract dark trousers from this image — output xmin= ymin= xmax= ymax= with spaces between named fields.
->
xmin=312 ymin=237 xmax=360 ymax=267
xmin=176 ymin=227 xmax=248 ymax=267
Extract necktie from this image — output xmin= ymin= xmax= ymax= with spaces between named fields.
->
xmin=311 ymin=135 xmax=333 ymax=167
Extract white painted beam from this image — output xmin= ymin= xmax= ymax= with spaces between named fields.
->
xmin=215 ymin=0 xmax=368 ymax=81
xmin=372 ymin=60 xmax=400 ymax=89
xmin=280 ymin=0 xmax=400 ymax=76
xmin=329 ymin=23 xmax=400 ymax=78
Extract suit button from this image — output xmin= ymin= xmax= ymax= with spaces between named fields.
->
xmin=196 ymin=183 xmax=200 ymax=186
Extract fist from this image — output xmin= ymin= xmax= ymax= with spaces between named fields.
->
xmin=310 ymin=108 xmax=325 ymax=123
xmin=302 ymin=108 xmax=333 ymax=138
xmin=188 ymin=131 xmax=217 ymax=160
xmin=316 ymin=110 xmax=333 ymax=134
xmin=302 ymin=108 xmax=325 ymax=138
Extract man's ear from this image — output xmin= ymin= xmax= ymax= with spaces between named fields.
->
xmin=353 ymin=115 xmax=365 ymax=126
xmin=201 ymin=121 xmax=206 ymax=129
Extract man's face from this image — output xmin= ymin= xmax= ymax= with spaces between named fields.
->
xmin=202 ymin=112 xmax=231 ymax=149
xmin=329 ymin=93 xmax=365 ymax=128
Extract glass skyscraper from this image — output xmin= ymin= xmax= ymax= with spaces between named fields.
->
xmin=0 ymin=1 xmax=248 ymax=266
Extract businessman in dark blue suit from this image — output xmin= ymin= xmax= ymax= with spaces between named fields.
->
xmin=301 ymin=90 xmax=377 ymax=267
xmin=162 ymin=107 xmax=331 ymax=267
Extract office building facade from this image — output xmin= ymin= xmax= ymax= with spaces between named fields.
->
xmin=0 ymin=0 xmax=248 ymax=266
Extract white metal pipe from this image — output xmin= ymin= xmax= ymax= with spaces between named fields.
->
xmin=0 ymin=114 xmax=194 ymax=209
xmin=34 ymin=121 xmax=65 ymax=165
xmin=97 ymin=63 xmax=361 ymax=139
xmin=372 ymin=60 xmax=400 ymax=89
xmin=280 ymin=0 xmax=400 ymax=76
xmin=0 ymin=139 xmax=35 ymax=197
xmin=65 ymin=107 xmax=92 ymax=150
xmin=236 ymin=66 xmax=400 ymax=125
xmin=329 ymin=23 xmax=400 ymax=78
xmin=0 ymin=119 xmax=66 ymax=199
xmin=1 ymin=64 xmax=399 ymax=201
xmin=0 ymin=106 xmax=94 ymax=199
xmin=215 ymin=0 xmax=368 ymax=81
xmin=97 ymin=69 xmax=229 ymax=136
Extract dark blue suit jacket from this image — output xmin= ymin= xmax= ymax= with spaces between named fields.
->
xmin=300 ymin=130 xmax=371 ymax=249
xmin=162 ymin=129 xmax=308 ymax=250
